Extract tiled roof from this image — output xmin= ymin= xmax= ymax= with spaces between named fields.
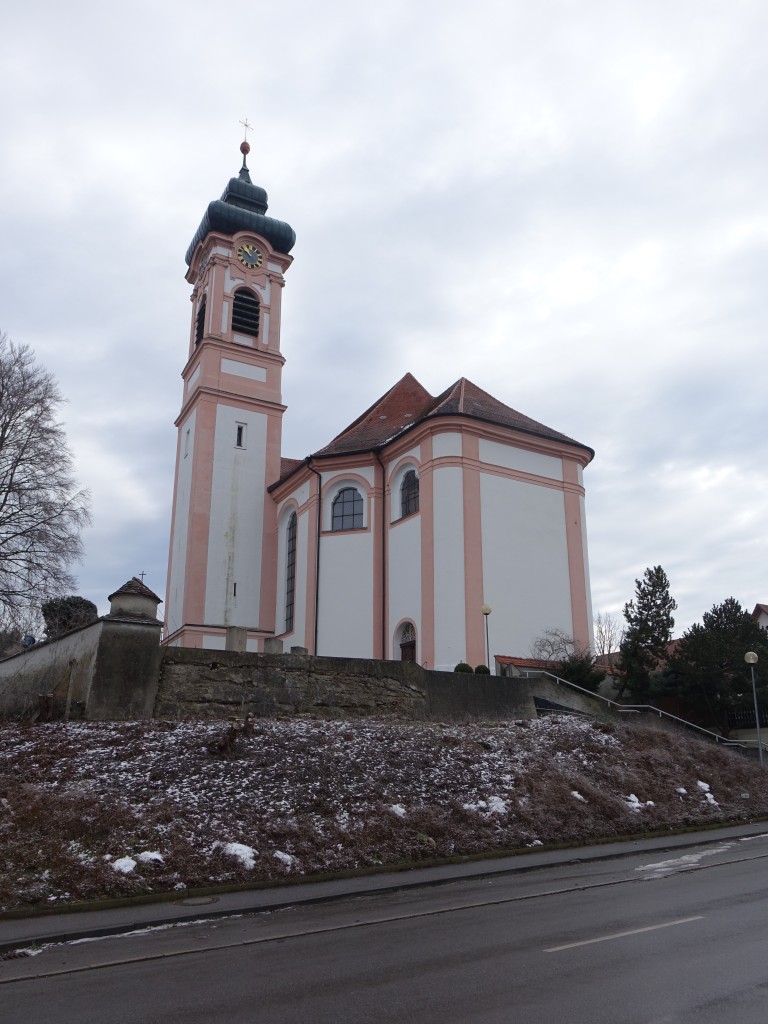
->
xmin=424 ymin=378 xmax=584 ymax=447
xmin=752 ymin=603 xmax=768 ymax=618
xmin=313 ymin=373 xmax=435 ymax=457
xmin=280 ymin=457 xmax=304 ymax=478
xmin=496 ymin=656 xmax=554 ymax=670
xmin=313 ymin=373 xmax=592 ymax=460
xmin=108 ymin=578 xmax=162 ymax=603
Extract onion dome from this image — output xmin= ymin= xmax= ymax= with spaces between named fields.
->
xmin=185 ymin=143 xmax=296 ymax=264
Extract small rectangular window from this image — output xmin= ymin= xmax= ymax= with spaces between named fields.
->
xmin=235 ymin=423 xmax=246 ymax=448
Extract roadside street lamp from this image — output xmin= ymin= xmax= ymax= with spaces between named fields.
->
xmin=745 ymin=652 xmax=763 ymax=768
xmin=481 ymin=604 xmax=492 ymax=673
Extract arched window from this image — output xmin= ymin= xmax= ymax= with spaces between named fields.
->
xmin=331 ymin=487 xmax=363 ymax=531
xmin=400 ymin=469 xmax=419 ymax=517
xmin=195 ymin=296 xmax=206 ymax=344
xmin=232 ymin=288 xmax=260 ymax=338
xmin=398 ymin=622 xmax=416 ymax=662
xmin=285 ymin=512 xmax=297 ymax=632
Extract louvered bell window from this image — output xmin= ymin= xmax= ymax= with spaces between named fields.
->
xmin=195 ymin=297 xmax=206 ymax=344
xmin=232 ymin=288 xmax=260 ymax=338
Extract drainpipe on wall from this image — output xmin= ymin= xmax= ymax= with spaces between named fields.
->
xmin=305 ymin=458 xmax=322 ymax=656
xmin=373 ymin=448 xmax=387 ymax=660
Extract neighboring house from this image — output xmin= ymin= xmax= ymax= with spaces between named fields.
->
xmin=495 ymin=657 xmax=555 ymax=677
xmin=752 ymin=604 xmax=768 ymax=631
xmin=165 ymin=144 xmax=595 ymax=671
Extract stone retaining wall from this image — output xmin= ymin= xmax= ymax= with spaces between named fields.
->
xmin=154 ymin=649 xmax=613 ymax=722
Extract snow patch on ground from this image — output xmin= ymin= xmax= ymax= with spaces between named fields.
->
xmin=137 ymin=851 xmax=164 ymax=864
xmin=463 ymin=796 xmax=508 ymax=815
xmin=636 ymin=843 xmax=733 ymax=879
xmin=221 ymin=843 xmax=256 ymax=870
xmin=697 ymin=781 xmax=719 ymax=806
xmin=111 ymin=857 xmax=136 ymax=874
xmin=625 ymin=794 xmax=655 ymax=813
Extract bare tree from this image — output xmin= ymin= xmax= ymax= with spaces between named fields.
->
xmin=593 ymin=611 xmax=624 ymax=659
xmin=530 ymin=628 xmax=606 ymax=693
xmin=0 ymin=333 xmax=91 ymax=624
xmin=530 ymin=627 xmax=575 ymax=663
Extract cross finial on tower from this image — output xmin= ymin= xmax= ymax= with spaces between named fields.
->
xmin=238 ymin=118 xmax=252 ymax=176
xmin=139 ymin=571 xmax=146 ymax=582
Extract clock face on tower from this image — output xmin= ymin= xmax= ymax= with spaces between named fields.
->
xmin=237 ymin=243 xmax=263 ymax=269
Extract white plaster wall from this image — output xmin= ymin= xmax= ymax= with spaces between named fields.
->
xmin=479 ymin=439 xmax=563 ymax=481
xmin=388 ymin=514 xmax=421 ymax=656
xmin=205 ymin=406 xmax=268 ymax=628
xmin=391 ymin=445 xmax=420 ymax=466
xmin=432 ymin=467 xmax=466 ymax=670
xmin=202 ymin=634 xmax=226 ymax=650
xmin=187 ymin=365 xmax=201 ymax=393
xmin=580 ymin=494 xmax=594 ymax=647
xmin=432 ymin=432 xmax=462 ymax=458
xmin=480 ymin=474 xmax=571 ymax=657
xmin=317 ymin=531 xmax=374 ymax=657
xmin=322 ymin=467 xmax=375 ymax=488
xmin=221 ymin=358 xmax=267 ymax=381
xmin=166 ymin=409 xmax=196 ymax=635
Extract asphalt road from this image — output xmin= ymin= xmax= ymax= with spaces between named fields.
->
xmin=4 ymin=830 xmax=768 ymax=1023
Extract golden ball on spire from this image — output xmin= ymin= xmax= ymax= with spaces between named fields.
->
xmin=240 ymin=140 xmax=251 ymax=155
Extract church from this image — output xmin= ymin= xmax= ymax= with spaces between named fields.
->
xmin=164 ymin=142 xmax=595 ymax=671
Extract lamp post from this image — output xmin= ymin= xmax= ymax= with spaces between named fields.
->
xmin=481 ymin=604 xmax=492 ymax=673
xmin=745 ymin=651 xmax=763 ymax=768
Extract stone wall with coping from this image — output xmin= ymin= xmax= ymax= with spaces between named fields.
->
xmin=154 ymin=649 xmax=613 ymax=723
xmin=0 ymin=611 xmax=613 ymax=724
xmin=0 ymin=615 xmax=163 ymax=720
xmin=0 ymin=621 xmax=103 ymax=718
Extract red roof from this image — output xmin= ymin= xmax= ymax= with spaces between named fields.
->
xmin=314 ymin=373 xmax=435 ymax=457
xmin=280 ymin=457 xmax=304 ymax=478
xmin=275 ymin=374 xmax=592 ymax=485
xmin=495 ymin=656 xmax=554 ymax=671
xmin=108 ymin=577 xmax=162 ymax=603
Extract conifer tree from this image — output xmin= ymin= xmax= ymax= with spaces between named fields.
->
xmin=663 ymin=598 xmax=768 ymax=736
xmin=616 ymin=565 xmax=676 ymax=701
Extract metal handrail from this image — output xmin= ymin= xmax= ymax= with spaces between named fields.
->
xmin=519 ymin=669 xmax=749 ymax=750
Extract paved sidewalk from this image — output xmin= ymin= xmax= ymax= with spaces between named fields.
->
xmin=2 ymin=821 xmax=767 ymax=954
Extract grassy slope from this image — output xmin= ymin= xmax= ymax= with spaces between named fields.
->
xmin=1 ymin=715 xmax=766 ymax=913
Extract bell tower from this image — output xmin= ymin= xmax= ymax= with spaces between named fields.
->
xmin=165 ymin=137 xmax=295 ymax=649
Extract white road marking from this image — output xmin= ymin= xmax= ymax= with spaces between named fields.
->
xmin=544 ymin=915 xmax=704 ymax=952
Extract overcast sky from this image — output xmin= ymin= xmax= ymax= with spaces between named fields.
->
xmin=2 ymin=0 xmax=766 ymax=640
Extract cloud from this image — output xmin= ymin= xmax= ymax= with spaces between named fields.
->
xmin=2 ymin=0 xmax=766 ymax=634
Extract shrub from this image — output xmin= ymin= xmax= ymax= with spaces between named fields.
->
xmin=454 ymin=662 xmax=473 ymax=673
xmin=474 ymin=664 xmax=491 ymax=674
